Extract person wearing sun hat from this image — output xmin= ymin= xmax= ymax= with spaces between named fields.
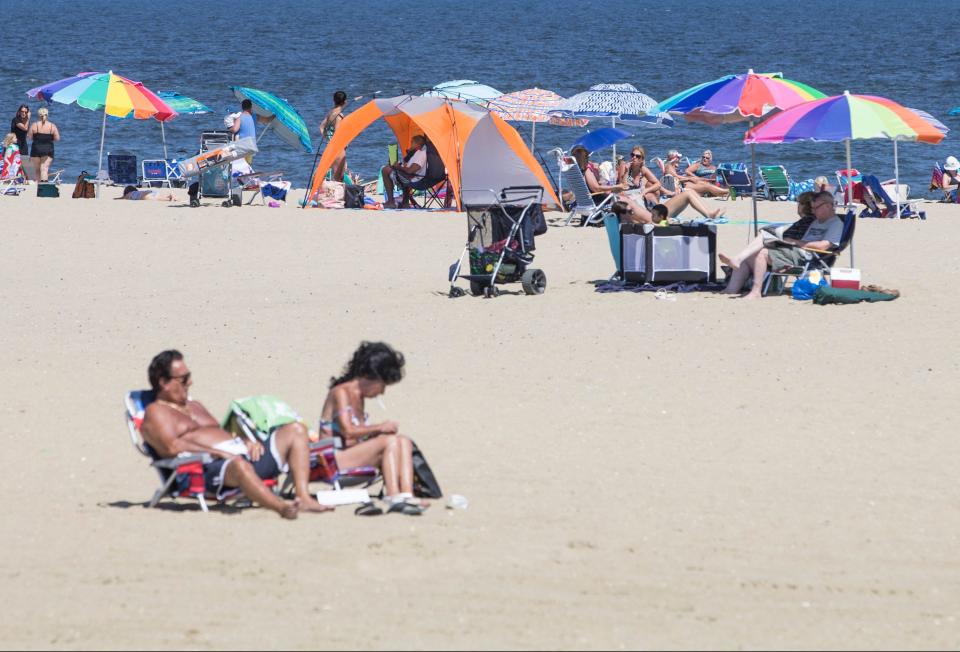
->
xmin=938 ymin=156 xmax=960 ymax=201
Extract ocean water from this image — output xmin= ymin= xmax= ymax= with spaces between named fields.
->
xmin=2 ymin=0 xmax=957 ymax=192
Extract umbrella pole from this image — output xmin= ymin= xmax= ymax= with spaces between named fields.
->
xmin=161 ymin=121 xmax=168 ymax=160
xmin=894 ymin=138 xmax=901 ymax=218
xmin=611 ymin=117 xmax=616 ymax=166
xmin=97 ymin=110 xmax=107 ymax=198
xmin=531 ymin=121 xmax=536 ymax=151
xmin=846 ymin=139 xmax=855 ymax=268
xmin=257 ymin=120 xmax=273 ymax=144
xmin=749 ymin=122 xmax=759 ymax=239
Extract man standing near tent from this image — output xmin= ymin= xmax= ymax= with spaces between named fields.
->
xmin=230 ymin=99 xmax=273 ymax=165
xmin=380 ymin=134 xmax=428 ymax=209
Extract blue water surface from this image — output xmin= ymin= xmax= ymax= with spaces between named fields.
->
xmin=2 ymin=0 xmax=957 ymax=191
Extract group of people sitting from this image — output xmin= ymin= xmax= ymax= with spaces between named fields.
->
xmin=571 ymin=144 xmax=728 ymax=224
xmin=139 ymin=342 xmax=429 ymax=519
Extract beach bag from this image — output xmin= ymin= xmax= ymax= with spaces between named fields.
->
xmin=318 ymin=179 xmax=345 ymax=208
xmin=72 ymin=172 xmax=96 ymax=199
xmin=343 ymin=184 xmax=365 ymax=209
xmin=411 ymin=442 xmax=442 ymax=498
xmin=791 ymin=275 xmax=828 ymax=300
xmin=812 ymin=285 xmax=899 ymax=305
xmin=37 ymin=182 xmax=59 ymax=198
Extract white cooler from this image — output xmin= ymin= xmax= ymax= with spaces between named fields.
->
xmin=830 ymin=267 xmax=861 ymax=290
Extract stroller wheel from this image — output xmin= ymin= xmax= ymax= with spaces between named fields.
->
xmin=483 ymin=285 xmax=500 ymax=298
xmin=469 ymin=281 xmax=485 ymax=297
xmin=448 ymin=286 xmax=466 ymax=298
xmin=521 ymin=269 xmax=547 ymax=295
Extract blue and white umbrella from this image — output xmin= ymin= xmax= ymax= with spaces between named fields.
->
xmin=423 ymin=80 xmax=503 ymax=107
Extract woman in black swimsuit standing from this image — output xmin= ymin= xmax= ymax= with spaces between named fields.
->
xmin=11 ymin=105 xmax=30 ymax=180
xmin=27 ymin=107 xmax=60 ymax=182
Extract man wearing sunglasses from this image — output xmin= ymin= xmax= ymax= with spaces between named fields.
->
xmin=720 ymin=191 xmax=844 ymax=299
xmin=139 ymin=350 xmax=330 ymax=518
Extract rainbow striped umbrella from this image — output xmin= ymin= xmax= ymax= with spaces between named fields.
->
xmin=27 ymin=70 xmax=176 ymax=182
xmin=655 ymin=71 xmax=826 ymax=234
xmin=488 ymin=88 xmax=587 ymax=148
xmin=745 ymin=91 xmax=946 ymax=218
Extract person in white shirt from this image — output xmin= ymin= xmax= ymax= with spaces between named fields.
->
xmin=720 ymin=191 xmax=844 ymax=299
xmin=380 ymin=134 xmax=428 ymax=209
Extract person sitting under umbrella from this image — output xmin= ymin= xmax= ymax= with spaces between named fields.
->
xmin=719 ymin=191 xmax=842 ymax=300
xmin=663 ymin=150 xmax=729 ymax=198
xmin=616 ymin=146 xmax=673 ymax=206
xmin=380 ymin=135 xmax=428 ymax=209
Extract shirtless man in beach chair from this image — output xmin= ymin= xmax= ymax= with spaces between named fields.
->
xmin=139 ymin=350 xmax=331 ymax=518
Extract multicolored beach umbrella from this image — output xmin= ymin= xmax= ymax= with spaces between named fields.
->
xmin=423 ymin=80 xmax=503 ymax=107
xmin=745 ymin=91 xmax=945 ymax=218
xmin=654 ymin=70 xmax=826 ymax=234
xmin=488 ymin=88 xmax=587 ymax=148
xmin=27 ymin=70 xmax=177 ymax=185
xmin=231 ymin=86 xmax=312 ymax=153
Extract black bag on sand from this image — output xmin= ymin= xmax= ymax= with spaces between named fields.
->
xmin=344 ymin=184 xmax=365 ymax=209
xmin=412 ymin=443 xmax=442 ymax=498
xmin=37 ymin=182 xmax=60 ymax=198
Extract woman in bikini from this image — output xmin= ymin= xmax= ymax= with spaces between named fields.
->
xmin=319 ymin=341 xmax=427 ymax=515
xmin=27 ymin=107 xmax=59 ymax=182
xmin=664 ymin=149 xmax=729 ymax=198
xmin=616 ymin=146 xmax=672 ymax=206
xmin=685 ymin=149 xmax=719 ymax=183
xmin=318 ymin=91 xmax=348 ymax=183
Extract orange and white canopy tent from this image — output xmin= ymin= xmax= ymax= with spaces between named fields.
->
xmin=307 ymin=95 xmax=559 ymax=207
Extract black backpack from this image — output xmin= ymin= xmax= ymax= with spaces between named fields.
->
xmin=343 ymin=183 xmax=365 ymax=209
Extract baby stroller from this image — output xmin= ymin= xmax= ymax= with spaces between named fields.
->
xmin=448 ymin=186 xmax=547 ymax=298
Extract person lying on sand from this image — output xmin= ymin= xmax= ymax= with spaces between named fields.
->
xmin=719 ymin=190 xmax=843 ymax=299
xmin=118 ymin=185 xmax=177 ymax=201
xmin=139 ymin=350 xmax=331 ymax=518
xmin=610 ymin=190 xmax=724 ymax=225
xmin=319 ymin=341 xmax=428 ymax=516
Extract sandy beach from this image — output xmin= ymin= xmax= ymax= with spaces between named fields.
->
xmin=1 ymin=185 xmax=958 ymax=650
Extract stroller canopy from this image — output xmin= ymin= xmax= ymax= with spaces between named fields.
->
xmin=308 ymin=95 xmax=560 ymax=207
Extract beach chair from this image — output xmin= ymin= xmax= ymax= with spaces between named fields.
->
xmin=236 ymin=170 xmax=287 ymax=205
xmin=603 ymin=212 xmax=622 ymax=280
xmin=835 ymin=168 xmax=862 ymax=203
xmin=859 ymin=175 xmax=925 ymax=219
xmin=397 ymin=141 xmax=450 ymax=209
xmin=759 ymin=165 xmax=791 ymax=200
xmin=762 ymin=210 xmax=857 ymax=296
xmin=223 ymin=398 xmax=381 ymax=496
xmin=718 ymin=167 xmax=753 ymax=200
xmin=141 ymin=159 xmax=171 ymax=188
xmin=552 ymin=149 xmax=614 ymax=226
xmin=929 ymin=163 xmax=958 ymax=202
xmin=107 ymin=152 xmax=138 ymax=186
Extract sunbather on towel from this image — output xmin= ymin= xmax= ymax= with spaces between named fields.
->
xmin=119 ymin=186 xmax=177 ymax=201
xmin=139 ymin=350 xmax=331 ymax=518
xmin=611 ymin=187 xmax=725 ymax=225
xmin=719 ymin=190 xmax=843 ymax=299
xmin=319 ymin=341 xmax=428 ymax=516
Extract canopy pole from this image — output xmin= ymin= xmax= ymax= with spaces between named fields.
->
xmin=97 ymin=110 xmax=107 ymax=198
xmin=894 ymin=138 xmax=901 ymax=218
xmin=302 ymin=133 xmax=326 ymax=208
xmin=161 ymin=121 xmax=168 ymax=160
xmin=749 ymin=120 xmax=759 ymax=239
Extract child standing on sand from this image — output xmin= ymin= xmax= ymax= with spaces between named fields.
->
xmin=319 ymin=342 xmax=428 ymax=515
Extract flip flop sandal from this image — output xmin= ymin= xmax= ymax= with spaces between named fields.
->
xmin=387 ymin=501 xmax=423 ymax=516
xmin=354 ymin=502 xmax=383 ymax=517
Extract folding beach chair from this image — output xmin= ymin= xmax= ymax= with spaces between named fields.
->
xmin=397 ymin=141 xmax=450 ymax=209
xmin=141 ymin=159 xmax=172 ymax=188
xmin=603 ymin=212 xmax=622 ymax=280
xmin=759 ymin=165 xmax=791 ymax=200
xmin=718 ymin=167 xmax=753 ymax=200
xmin=236 ymin=170 xmax=287 ymax=205
xmin=107 ymin=152 xmax=138 ymax=186
xmin=223 ymin=397 xmax=381 ymax=497
xmin=835 ymin=168 xmax=862 ymax=203
xmin=552 ymin=148 xmax=614 ymax=226
xmin=762 ymin=210 xmax=857 ymax=295
xmin=929 ymin=163 xmax=958 ymax=203
xmin=859 ymin=175 xmax=925 ymax=219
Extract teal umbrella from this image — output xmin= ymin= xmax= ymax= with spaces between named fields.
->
xmin=156 ymin=91 xmax=211 ymax=159
xmin=231 ymin=86 xmax=312 ymax=153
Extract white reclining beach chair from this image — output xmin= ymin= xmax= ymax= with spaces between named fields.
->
xmin=550 ymin=148 xmax=614 ymax=227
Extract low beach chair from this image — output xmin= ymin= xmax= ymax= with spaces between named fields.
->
xmin=718 ymin=168 xmax=753 ymax=200
xmin=552 ymin=148 xmax=614 ymax=226
xmin=859 ymin=175 xmax=924 ymax=219
xmin=398 ymin=141 xmax=451 ymax=209
xmin=759 ymin=165 xmax=791 ymax=200
xmin=762 ymin=210 xmax=857 ymax=295
xmin=141 ymin=159 xmax=171 ymax=188
xmin=835 ymin=168 xmax=862 ymax=203
xmin=929 ymin=163 xmax=958 ymax=203
xmin=108 ymin=152 xmax=138 ymax=186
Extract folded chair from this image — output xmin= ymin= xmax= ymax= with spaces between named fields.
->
xmin=859 ymin=175 xmax=925 ymax=219
xmin=762 ymin=210 xmax=857 ymax=295
xmin=552 ymin=148 xmax=614 ymax=226
xmin=759 ymin=165 xmax=791 ymax=200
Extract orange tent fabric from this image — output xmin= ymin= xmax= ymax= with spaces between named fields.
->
xmin=308 ymin=95 xmax=559 ymax=207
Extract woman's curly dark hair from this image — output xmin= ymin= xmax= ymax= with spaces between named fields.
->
xmin=330 ymin=341 xmax=405 ymax=388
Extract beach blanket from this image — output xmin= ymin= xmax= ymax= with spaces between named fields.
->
xmin=222 ymin=395 xmax=303 ymax=441
xmin=595 ymin=280 xmax=725 ymax=294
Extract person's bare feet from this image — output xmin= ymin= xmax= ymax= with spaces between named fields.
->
xmin=279 ymin=498 xmax=300 ymax=520
xmin=298 ymin=495 xmax=334 ymax=513
xmin=710 ymin=208 xmax=726 ymax=219
xmin=719 ymin=253 xmax=739 ymax=270
xmin=743 ymin=292 xmax=762 ymax=300
xmin=383 ymin=200 xmax=397 ymax=209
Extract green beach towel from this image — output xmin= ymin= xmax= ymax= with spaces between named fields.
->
xmin=223 ymin=394 xmax=303 ymax=440
xmin=812 ymin=286 xmax=899 ymax=305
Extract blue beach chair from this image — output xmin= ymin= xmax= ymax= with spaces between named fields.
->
xmin=762 ymin=210 xmax=857 ymax=295
xmin=718 ymin=167 xmax=753 ymax=200
xmin=859 ymin=175 xmax=925 ymax=219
